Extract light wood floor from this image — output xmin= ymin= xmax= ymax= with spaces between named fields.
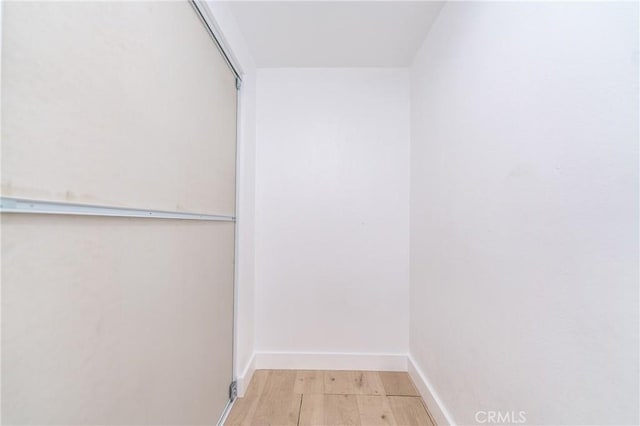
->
xmin=225 ymin=370 xmax=436 ymax=426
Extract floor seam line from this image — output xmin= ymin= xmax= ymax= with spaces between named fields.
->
xmin=385 ymin=394 xmax=422 ymax=397
xmin=296 ymin=393 xmax=304 ymax=426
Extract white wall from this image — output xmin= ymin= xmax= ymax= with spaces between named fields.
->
xmin=409 ymin=2 xmax=638 ymax=425
xmin=255 ymin=69 xmax=410 ymax=363
xmin=234 ymin=73 xmax=257 ymax=391
xmin=205 ymin=1 xmax=257 ymax=392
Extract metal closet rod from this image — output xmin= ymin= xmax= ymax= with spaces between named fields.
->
xmin=0 ymin=197 xmax=235 ymax=222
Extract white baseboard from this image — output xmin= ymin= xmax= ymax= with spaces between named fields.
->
xmin=236 ymin=354 xmax=256 ymax=397
xmin=253 ymin=351 xmax=408 ymax=371
xmin=408 ymin=354 xmax=456 ymax=426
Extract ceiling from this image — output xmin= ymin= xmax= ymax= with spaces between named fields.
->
xmin=225 ymin=1 xmax=444 ymax=67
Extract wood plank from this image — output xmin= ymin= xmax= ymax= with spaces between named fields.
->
xmin=230 ymin=371 xmax=432 ymax=426
xmin=325 ymin=395 xmax=362 ymax=426
xmin=324 ymin=371 xmax=356 ymax=394
xmin=378 ymin=372 xmax=420 ymax=396
xmin=298 ymin=394 xmax=324 ymax=426
xmin=299 ymin=394 xmax=362 ymax=426
xmin=294 ymin=370 xmax=325 ymax=394
xmin=225 ymin=370 xmax=270 ymax=426
xmin=324 ymin=371 xmax=385 ymax=395
xmin=356 ymin=395 xmax=398 ymax=426
xmin=354 ymin=372 xmax=385 ymax=396
xmin=252 ymin=370 xmax=301 ymax=426
xmin=246 ymin=370 xmax=271 ymax=398
xmin=225 ymin=397 xmax=259 ymax=426
xmin=388 ymin=396 xmax=435 ymax=426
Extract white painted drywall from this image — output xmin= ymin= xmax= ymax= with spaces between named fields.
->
xmin=234 ymin=71 xmax=258 ymax=390
xmin=205 ymin=1 xmax=257 ymax=388
xmin=255 ymin=69 xmax=410 ymax=357
xmin=409 ymin=2 xmax=638 ymax=425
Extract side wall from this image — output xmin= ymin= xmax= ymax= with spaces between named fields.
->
xmin=255 ymin=69 xmax=410 ymax=366
xmin=409 ymin=2 xmax=639 ymax=425
xmin=205 ymin=1 xmax=257 ymax=395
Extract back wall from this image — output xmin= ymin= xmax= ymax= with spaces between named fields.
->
xmin=254 ymin=69 xmax=410 ymax=364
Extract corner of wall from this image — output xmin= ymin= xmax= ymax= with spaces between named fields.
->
xmin=408 ymin=354 xmax=456 ymax=426
xmin=202 ymin=0 xmax=258 ymax=391
xmin=236 ymin=352 xmax=256 ymax=397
